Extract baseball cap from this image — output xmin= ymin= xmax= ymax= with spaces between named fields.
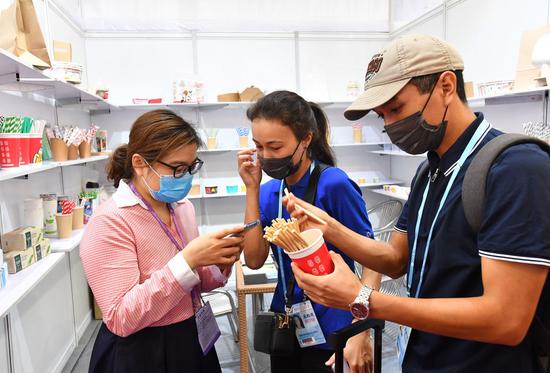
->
xmin=344 ymin=34 xmax=464 ymax=121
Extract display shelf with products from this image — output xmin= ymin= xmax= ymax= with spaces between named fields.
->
xmin=50 ymin=229 xmax=85 ymax=253
xmin=371 ymin=188 xmax=410 ymax=202
xmin=0 ymin=155 xmax=109 ymax=182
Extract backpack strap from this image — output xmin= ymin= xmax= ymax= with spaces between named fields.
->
xmin=410 ymin=160 xmax=430 ymax=200
xmin=303 ymin=162 xmax=330 ymax=205
xmin=462 ymin=134 xmax=550 ymax=233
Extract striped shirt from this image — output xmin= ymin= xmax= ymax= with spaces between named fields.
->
xmin=80 ymin=180 xmax=229 ymax=337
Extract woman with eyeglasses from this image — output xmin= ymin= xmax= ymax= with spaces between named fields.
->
xmin=80 ymin=110 xmax=245 ymax=373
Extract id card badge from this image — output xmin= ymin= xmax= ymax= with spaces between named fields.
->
xmin=290 ymin=300 xmax=326 ymax=348
xmin=195 ymin=302 xmax=221 ymax=356
xmin=396 ymin=325 xmax=411 ymax=366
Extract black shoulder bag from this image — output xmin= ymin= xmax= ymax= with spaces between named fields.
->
xmin=254 ymin=163 xmax=329 ymax=356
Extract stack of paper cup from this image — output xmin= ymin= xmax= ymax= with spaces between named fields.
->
xmin=41 ymin=194 xmax=57 ymax=236
xmin=23 ymin=198 xmax=44 ymax=230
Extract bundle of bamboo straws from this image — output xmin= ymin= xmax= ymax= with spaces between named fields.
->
xmin=263 ymin=218 xmax=309 ymax=252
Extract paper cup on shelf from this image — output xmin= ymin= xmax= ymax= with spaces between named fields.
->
xmin=72 ymin=207 xmax=84 ymax=229
xmin=19 ymin=134 xmax=30 ymax=165
xmin=207 ymin=137 xmax=217 ymax=150
xmin=353 ymin=127 xmax=363 ymax=144
xmin=42 ymin=197 xmax=57 ymax=236
xmin=78 ymin=141 xmax=92 ymax=158
xmin=50 ymin=138 xmax=69 ymax=161
xmin=68 ymin=145 xmax=79 ymax=160
xmin=0 ymin=133 xmax=21 ymax=168
xmin=29 ymin=134 xmax=43 ymax=164
xmin=239 ymin=136 xmax=249 ymax=148
xmin=286 ymin=229 xmax=334 ymax=276
xmin=56 ymin=213 xmax=73 ymax=239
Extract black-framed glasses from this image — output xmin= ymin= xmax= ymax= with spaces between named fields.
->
xmin=157 ymin=158 xmax=204 ymax=178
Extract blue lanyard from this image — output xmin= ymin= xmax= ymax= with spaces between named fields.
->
xmin=407 ymin=120 xmax=491 ymax=298
xmin=276 ymin=161 xmax=316 ymax=306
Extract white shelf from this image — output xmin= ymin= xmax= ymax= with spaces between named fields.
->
xmin=370 ymin=150 xmax=426 ymax=157
xmin=0 ymin=156 xmax=109 ymax=182
xmin=202 ymin=191 xmax=246 ymax=199
xmin=357 ymin=179 xmax=404 ymax=188
xmin=198 ymin=147 xmax=247 ymax=153
xmin=50 ymin=229 xmax=85 ymax=253
xmin=371 ymin=188 xmax=409 ymax=202
xmin=332 ymin=141 xmax=391 ymax=148
xmin=0 ymin=252 xmax=65 ymax=318
xmin=0 ymin=49 xmax=116 ymax=113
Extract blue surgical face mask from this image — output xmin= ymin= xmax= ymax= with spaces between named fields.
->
xmin=142 ymin=163 xmax=194 ymax=203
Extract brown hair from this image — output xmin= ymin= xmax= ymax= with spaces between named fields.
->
xmin=107 ymin=109 xmax=203 ymax=188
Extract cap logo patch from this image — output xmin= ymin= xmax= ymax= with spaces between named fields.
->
xmin=365 ymin=53 xmax=383 ymax=86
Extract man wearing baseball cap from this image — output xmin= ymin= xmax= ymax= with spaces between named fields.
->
xmin=284 ymin=34 xmax=550 ymax=372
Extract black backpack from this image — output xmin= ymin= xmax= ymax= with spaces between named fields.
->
xmin=413 ymin=134 xmax=550 ymax=370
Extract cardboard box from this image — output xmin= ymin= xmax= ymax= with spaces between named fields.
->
xmin=34 ymin=239 xmax=51 ymax=261
xmin=217 ymin=92 xmax=240 ymax=102
xmin=4 ymin=246 xmax=35 ymax=274
xmin=53 ymin=40 xmax=72 ymax=62
xmin=240 ymin=86 xmax=264 ymax=102
xmin=1 ymin=226 xmax=43 ymax=252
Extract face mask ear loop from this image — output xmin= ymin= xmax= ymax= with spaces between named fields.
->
xmin=421 ymin=77 xmax=440 ymax=114
xmin=441 ymin=104 xmax=449 ymax=123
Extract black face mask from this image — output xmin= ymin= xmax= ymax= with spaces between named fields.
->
xmin=384 ymin=83 xmax=449 ymax=155
xmin=259 ymin=142 xmax=305 ymax=180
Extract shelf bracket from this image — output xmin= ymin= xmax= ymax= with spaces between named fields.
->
xmin=56 ymin=97 xmax=82 ymax=107
xmin=90 ymin=108 xmax=111 ymax=116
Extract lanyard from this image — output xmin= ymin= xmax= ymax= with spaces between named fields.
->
xmin=129 ymin=182 xmax=201 ymax=310
xmin=407 ymin=120 xmax=491 ymax=298
xmin=276 ymin=161 xmax=316 ymax=306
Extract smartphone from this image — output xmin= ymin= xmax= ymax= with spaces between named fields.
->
xmin=229 ymin=219 xmax=260 ymax=237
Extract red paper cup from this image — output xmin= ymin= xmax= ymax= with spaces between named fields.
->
xmin=0 ymin=134 xmax=21 ymax=168
xmin=287 ymin=229 xmax=334 ymax=276
xmin=19 ymin=134 xmax=30 ymax=165
xmin=29 ymin=134 xmax=43 ymax=164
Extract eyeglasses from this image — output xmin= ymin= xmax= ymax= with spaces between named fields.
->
xmin=157 ymin=158 xmax=204 ymax=178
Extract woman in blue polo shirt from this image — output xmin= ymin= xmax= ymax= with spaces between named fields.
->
xmin=237 ymin=90 xmax=377 ymax=373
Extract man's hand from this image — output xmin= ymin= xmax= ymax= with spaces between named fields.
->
xmin=326 ymin=329 xmax=374 ymax=373
xmin=291 ymin=251 xmax=363 ymax=310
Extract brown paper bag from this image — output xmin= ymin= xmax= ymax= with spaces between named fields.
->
xmin=515 ymin=25 xmax=550 ymax=90
xmin=0 ymin=0 xmax=17 ymax=54
xmin=15 ymin=0 xmax=51 ymax=68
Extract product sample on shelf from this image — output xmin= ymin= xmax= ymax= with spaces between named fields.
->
xmin=1 ymin=226 xmax=52 ymax=274
xmin=0 ymin=115 xmax=47 ymax=168
xmin=1 ymin=226 xmax=42 ymax=252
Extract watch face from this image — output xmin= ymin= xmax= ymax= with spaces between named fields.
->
xmin=351 ymin=303 xmax=369 ymax=320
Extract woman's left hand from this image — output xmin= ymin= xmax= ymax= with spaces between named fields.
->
xmin=325 ymin=330 xmax=374 ymax=373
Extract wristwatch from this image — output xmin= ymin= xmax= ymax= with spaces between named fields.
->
xmin=350 ymin=284 xmax=373 ymax=320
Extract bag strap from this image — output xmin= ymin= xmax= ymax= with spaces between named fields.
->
xmin=284 ymin=162 xmax=330 ymax=308
xmin=462 ymin=134 xmax=550 ymax=233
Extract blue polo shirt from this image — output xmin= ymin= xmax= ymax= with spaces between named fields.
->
xmin=259 ymin=163 xmax=373 ymax=350
xmin=395 ymin=113 xmax=550 ymax=372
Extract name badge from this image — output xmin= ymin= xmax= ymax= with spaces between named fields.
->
xmin=290 ymin=300 xmax=326 ymax=348
xmin=195 ymin=302 xmax=221 ymax=355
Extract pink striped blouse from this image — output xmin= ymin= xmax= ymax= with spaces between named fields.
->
xmin=80 ymin=180 xmax=229 ymax=337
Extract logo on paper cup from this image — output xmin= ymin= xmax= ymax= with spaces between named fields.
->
xmin=319 ymin=264 xmax=326 ymax=273
xmin=314 ymin=256 xmax=321 ymax=264
xmin=307 ymin=259 xmax=314 ymax=267
xmin=312 ymin=268 xmax=319 ymax=275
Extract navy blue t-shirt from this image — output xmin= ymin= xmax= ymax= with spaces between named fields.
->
xmin=259 ymin=163 xmax=373 ymax=350
xmin=395 ymin=113 xmax=550 ymax=372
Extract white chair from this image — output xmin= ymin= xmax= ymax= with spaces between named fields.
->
xmin=201 ymin=289 xmax=239 ymax=342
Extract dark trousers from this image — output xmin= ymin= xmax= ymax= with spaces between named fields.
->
xmin=270 ymin=342 xmax=334 ymax=373
xmin=89 ymin=316 xmax=221 ymax=373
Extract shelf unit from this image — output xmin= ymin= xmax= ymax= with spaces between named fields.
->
xmin=0 ymin=49 xmax=116 ymax=114
xmin=371 ymin=188 xmax=409 ymax=202
xmin=50 ymin=229 xmax=85 ymax=253
xmin=0 ymin=155 xmax=109 ymax=182
xmin=370 ymin=150 xmax=426 ymax=157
